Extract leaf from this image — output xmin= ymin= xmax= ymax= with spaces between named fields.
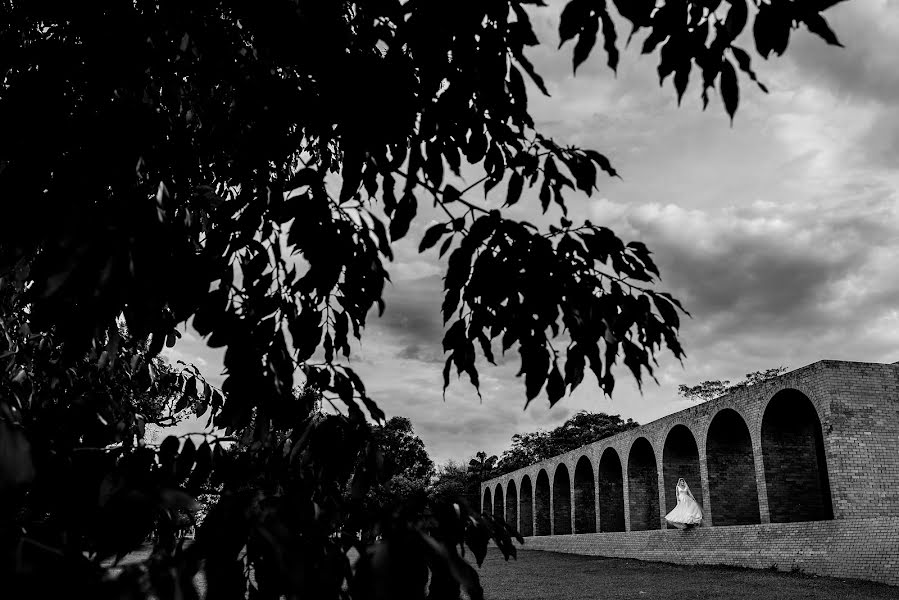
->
xmin=598 ymin=8 xmax=619 ymax=72
xmin=505 ymin=172 xmax=524 ymax=207
xmin=188 ymin=441 xmax=213 ymax=492
xmin=520 ymin=344 xmax=550 ymax=407
xmin=674 ymin=58 xmax=692 ymax=105
xmin=559 ymin=0 xmax=589 ymax=46
xmin=419 ymin=223 xmax=448 ymax=253
xmin=513 ymin=52 xmax=549 ymax=96
xmin=723 ymin=0 xmax=748 ymax=41
xmin=546 ymin=362 xmax=565 ymax=406
xmin=584 ymin=149 xmax=617 ymax=178
xmin=719 ymin=58 xmax=739 ymax=123
xmin=730 ymin=46 xmax=768 ymax=93
xmin=0 ymin=419 xmax=35 ymax=491
xmin=564 ymin=345 xmax=586 ymax=392
xmin=176 ymin=438 xmax=196 ymax=480
xmin=572 ymin=16 xmax=598 ymax=74
xmin=753 ymin=1 xmax=791 ymax=58
xmin=802 ymin=13 xmax=843 ymax=47
xmin=389 ymin=192 xmax=418 ymax=241
xmin=417 ymin=531 xmax=484 ymax=600
xmin=175 ymin=393 xmax=191 ymax=413
xmin=439 ymin=236 xmax=453 ymax=258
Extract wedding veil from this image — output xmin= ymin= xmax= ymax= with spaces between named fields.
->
xmin=677 ymin=478 xmax=697 ymax=501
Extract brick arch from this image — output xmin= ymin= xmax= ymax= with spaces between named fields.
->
xmin=519 ymin=475 xmax=533 ymax=536
xmin=506 ymin=479 xmax=519 ymax=529
xmin=553 ymin=463 xmax=572 ymax=535
xmin=598 ymin=447 xmax=625 ymax=532
xmin=535 ymin=469 xmax=551 ymax=536
xmin=493 ymin=483 xmax=504 ymax=520
xmin=762 ymin=388 xmax=833 ymax=523
xmin=707 ymin=408 xmax=760 ymax=525
xmin=662 ymin=424 xmax=702 ymax=527
xmin=574 ymin=455 xmax=597 ymax=533
xmin=627 ymin=437 xmax=661 ymax=530
xmin=483 ymin=486 xmax=492 ymax=515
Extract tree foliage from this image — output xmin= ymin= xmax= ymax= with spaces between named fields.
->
xmin=430 ymin=460 xmax=480 ymax=510
xmin=0 ymin=0 xmax=847 ymax=597
xmin=496 ymin=411 xmax=639 ymax=474
xmin=373 ymin=416 xmax=435 ymax=483
xmin=467 ymin=451 xmax=499 ymax=482
xmin=677 ymin=366 xmax=789 ymax=402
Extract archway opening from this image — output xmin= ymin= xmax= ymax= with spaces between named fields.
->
xmin=493 ymin=483 xmax=504 ymax=521
xmin=506 ymin=480 xmax=519 ymax=530
xmin=574 ymin=456 xmax=597 ymax=533
xmin=483 ymin=487 xmax=492 ymax=515
xmin=535 ymin=470 xmax=551 ymax=536
xmin=762 ymin=389 xmax=833 ymax=522
xmin=598 ymin=448 xmax=625 ymax=532
xmin=553 ymin=464 xmax=572 ymax=535
xmin=519 ymin=475 xmax=533 ymax=536
xmin=663 ymin=425 xmax=702 ymax=528
xmin=628 ymin=437 xmax=660 ymax=530
xmin=707 ymin=408 xmax=760 ymax=525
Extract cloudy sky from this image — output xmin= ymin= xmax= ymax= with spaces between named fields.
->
xmin=164 ymin=1 xmax=899 ymax=465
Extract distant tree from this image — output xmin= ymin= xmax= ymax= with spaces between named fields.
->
xmin=495 ymin=431 xmax=554 ymax=474
xmin=550 ymin=411 xmax=640 ymax=451
xmin=431 ymin=460 xmax=479 ymax=509
xmin=496 ymin=411 xmax=639 ymax=474
xmin=678 ymin=366 xmax=789 ymax=402
xmin=468 ymin=451 xmax=499 ymax=483
xmin=373 ymin=416 xmax=435 ymax=483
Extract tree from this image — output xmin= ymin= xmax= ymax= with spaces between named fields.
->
xmin=430 ymin=461 xmax=479 ymax=510
xmin=468 ymin=451 xmax=499 ymax=483
xmin=373 ymin=416 xmax=435 ymax=483
xmin=496 ymin=411 xmax=638 ymax=474
xmin=678 ymin=366 xmax=789 ymax=402
xmin=350 ymin=416 xmax=435 ymax=542
xmin=0 ymin=1 xmax=848 ymax=598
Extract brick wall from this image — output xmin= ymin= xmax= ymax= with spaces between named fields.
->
xmin=552 ymin=465 xmax=572 ymax=535
xmin=519 ymin=517 xmax=899 ymax=587
xmin=479 ymin=360 xmax=899 ymax=586
xmin=598 ymin=449 xmax=625 ymax=532
xmin=707 ymin=408 xmax=760 ymax=526
xmin=519 ymin=476 xmax=533 ymax=536
xmin=573 ymin=457 xmax=596 ymax=534
xmin=535 ymin=471 xmax=550 ymax=536
xmin=627 ymin=438 xmax=660 ymax=531
xmin=762 ymin=391 xmax=833 ymax=522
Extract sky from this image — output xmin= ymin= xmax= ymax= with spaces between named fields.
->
xmin=161 ymin=1 xmax=899 ymax=466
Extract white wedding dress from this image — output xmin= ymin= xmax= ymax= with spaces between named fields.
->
xmin=665 ymin=478 xmax=703 ymax=529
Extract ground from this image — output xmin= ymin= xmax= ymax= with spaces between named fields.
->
xmin=115 ymin=544 xmax=898 ymax=598
xmin=469 ymin=549 xmax=898 ymax=600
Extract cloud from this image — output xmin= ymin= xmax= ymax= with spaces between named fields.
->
xmin=785 ymin=1 xmax=899 ymax=107
xmin=157 ymin=2 xmax=899 ymax=467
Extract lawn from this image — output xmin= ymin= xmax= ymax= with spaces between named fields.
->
xmin=469 ymin=548 xmax=898 ymax=600
xmin=114 ymin=544 xmax=897 ymax=599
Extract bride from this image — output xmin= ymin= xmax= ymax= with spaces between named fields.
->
xmin=665 ymin=478 xmax=703 ymax=529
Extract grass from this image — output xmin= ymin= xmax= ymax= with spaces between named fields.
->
xmin=115 ymin=544 xmax=897 ymax=599
xmin=468 ymin=548 xmax=898 ymax=600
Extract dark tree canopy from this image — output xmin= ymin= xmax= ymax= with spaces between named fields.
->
xmin=468 ymin=451 xmax=499 ymax=481
xmin=372 ymin=416 xmax=434 ymax=482
xmin=431 ymin=460 xmax=480 ymax=509
xmin=0 ymin=0 xmax=848 ymax=598
xmin=496 ymin=411 xmax=639 ymax=474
